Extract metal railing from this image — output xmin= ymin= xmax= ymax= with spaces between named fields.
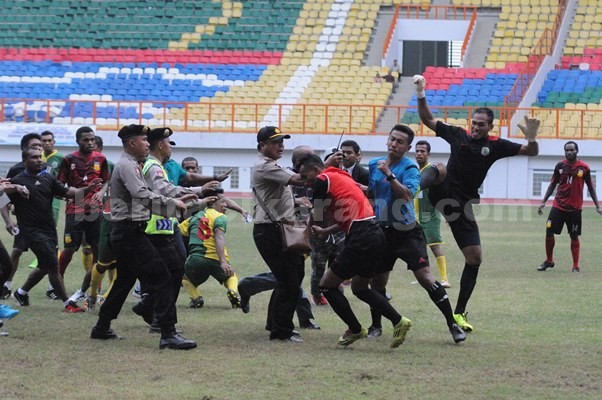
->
xmin=382 ymin=5 xmax=477 ymax=60
xmin=503 ymin=0 xmax=568 ymax=109
xmin=3 ymin=98 xmax=601 ymax=139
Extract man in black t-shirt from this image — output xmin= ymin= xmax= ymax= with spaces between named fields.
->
xmin=414 ymin=74 xmax=540 ymax=332
xmin=0 ymin=133 xmax=44 ymax=301
xmin=8 ymin=148 xmax=101 ymax=313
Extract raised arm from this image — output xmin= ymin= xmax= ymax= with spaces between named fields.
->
xmin=413 ymin=75 xmax=438 ymax=132
xmin=517 ymin=115 xmax=540 ymax=156
xmin=184 ymin=169 xmax=232 ymax=186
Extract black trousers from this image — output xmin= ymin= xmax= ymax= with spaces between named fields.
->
xmin=98 ymin=221 xmax=176 ymax=328
xmin=146 ymin=234 xmax=185 ymax=314
xmin=238 ymin=271 xmax=315 ymax=327
xmin=253 ymin=223 xmax=305 ymax=339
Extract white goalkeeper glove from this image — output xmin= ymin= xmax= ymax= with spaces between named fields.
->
xmin=517 ymin=115 xmax=540 ymax=142
xmin=413 ymin=74 xmax=426 ymax=99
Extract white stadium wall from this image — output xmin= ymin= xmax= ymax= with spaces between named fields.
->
xmin=0 ymin=129 xmax=599 ymax=201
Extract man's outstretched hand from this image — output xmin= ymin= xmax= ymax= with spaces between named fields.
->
xmin=517 ymin=115 xmax=540 ymax=142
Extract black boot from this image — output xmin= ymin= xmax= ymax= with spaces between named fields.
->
xmin=132 ymin=294 xmax=154 ymax=325
xmin=91 ymin=319 xmax=123 ymax=340
xmin=159 ymin=326 xmax=197 ymax=350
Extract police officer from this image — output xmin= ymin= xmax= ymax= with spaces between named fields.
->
xmin=90 ymin=124 xmax=197 ymax=350
xmin=133 ymin=127 xmax=211 ymax=332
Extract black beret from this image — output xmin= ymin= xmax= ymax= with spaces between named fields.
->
xmin=118 ymin=124 xmax=150 ymax=140
xmin=148 ymin=127 xmax=175 ymax=145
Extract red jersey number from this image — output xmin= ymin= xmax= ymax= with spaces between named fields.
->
xmin=196 ymin=217 xmax=212 ymax=240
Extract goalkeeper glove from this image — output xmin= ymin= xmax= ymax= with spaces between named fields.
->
xmin=413 ymin=74 xmax=426 ymax=99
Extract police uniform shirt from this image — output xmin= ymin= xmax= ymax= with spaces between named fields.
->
xmin=252 ymin=155 xmax=296 ymax=223
xmin=8 ymin=170 xmax=68 ymax=233
xmin=144 ymin=155 xmax=196 ymax=198
xmin=435 ymin=120 xmax=522 ymax=201
xmin=110 ymin=152 xmax=179 ymax=222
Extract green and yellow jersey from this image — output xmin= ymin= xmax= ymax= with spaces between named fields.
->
xmin=414 ymin=162 xmax=441 ymax=227
xmin=42 ymin=150 xmax=64 ymax=178
xmin=188 ymin=208 xmax=229 ymax=262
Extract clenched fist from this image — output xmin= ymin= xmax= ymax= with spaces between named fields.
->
xmin=413 ymin=74 xmax=426 ymax=99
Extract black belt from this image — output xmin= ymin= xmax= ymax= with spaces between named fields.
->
xmin=113 ymin=220 xmax=147 ymax=229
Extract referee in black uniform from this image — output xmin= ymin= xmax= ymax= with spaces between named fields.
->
xmin=90 ymin=124 xmax=196 ymax=350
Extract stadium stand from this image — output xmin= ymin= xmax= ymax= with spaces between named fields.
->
xmin=0 ymin=0 xmax=302 ymax=128
xmin=0 ymin=0 xmax=601 ymax=137
xmin=532 ymin=0 xmax=602 ymax=138
xmin=402 ymin=65 xmax=519 ymax=136
xmin=0 ymin=0 xmax=399 ymax=133
xmin=484 ymin=0 xmax=559 ymax=68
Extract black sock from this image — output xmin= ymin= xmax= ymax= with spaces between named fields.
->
xmin=426 ymin=281 xmax=455 ymax=327
xmin=420 ymin=165 xmax=439 ymax=189
xmin=455 ymin=264 xmax=480 ymax=315
xmin=368 ymin=288 xmax=386 ymax=328
xmin=355 ymin=288 xmax=401 ymax=326
xmin=320 ymin=287 xmax=361 ymax=333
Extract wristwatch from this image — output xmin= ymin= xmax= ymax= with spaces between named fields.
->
xmin=386 ymin=173 xmax=396 ymax=182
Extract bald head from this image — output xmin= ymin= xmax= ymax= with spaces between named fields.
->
xmin=292 ymin=145 xmax=314 ymax=171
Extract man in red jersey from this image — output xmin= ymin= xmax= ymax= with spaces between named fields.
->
xmin=298 ymin=154 xmax=409 ymax=349
xmin=57 ymin=127 xmax=110 ymax=288
xmin=537 ymin=141 xmax=602 ymax=272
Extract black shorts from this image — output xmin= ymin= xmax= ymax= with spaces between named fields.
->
xmin=378 ymin=224 xmax=430 ymax=273
xmin=428 ymin=185 xmax=481 ymax=249
xmin=63 ymin=212 xmax=102 ymax=250
xmin=12 ymin=231 xmax=29 ymax=252
xmin=546 ymin=207 xmax=581 ymax=237
xmin=26 ymin=230 xmax=59 ymax=272
xmin=330 ymin=219 xmax=385 ymax=280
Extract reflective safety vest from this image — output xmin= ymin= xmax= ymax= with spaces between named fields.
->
xmin=142 ymin=158 xmax=177 ymax=235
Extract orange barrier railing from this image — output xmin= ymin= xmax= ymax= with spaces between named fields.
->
xmin=508 ymin=107 xmax=602 ymax=140
xmin=552 ymin=0 xmax=569 ymax=47
xmin=503 ymin=0 xmax=568 ymax=110
xmin=382 ymin=5 xmax=477 ymax=59
xmin=382 ymin=5 xmax=400 ymax=60
xmin=461 ymin=9 xmax=478 ymax=61
xmin=2 ymin=98 xmax=602 ymax=140
xmin=504 ymin=28 xmax=553 ymax=109
xmin=395 ymin=5 xmax=476 ymax=20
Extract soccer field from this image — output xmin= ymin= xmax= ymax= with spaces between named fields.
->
xmin=1 ymin=203 xmax=601 ymax=400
